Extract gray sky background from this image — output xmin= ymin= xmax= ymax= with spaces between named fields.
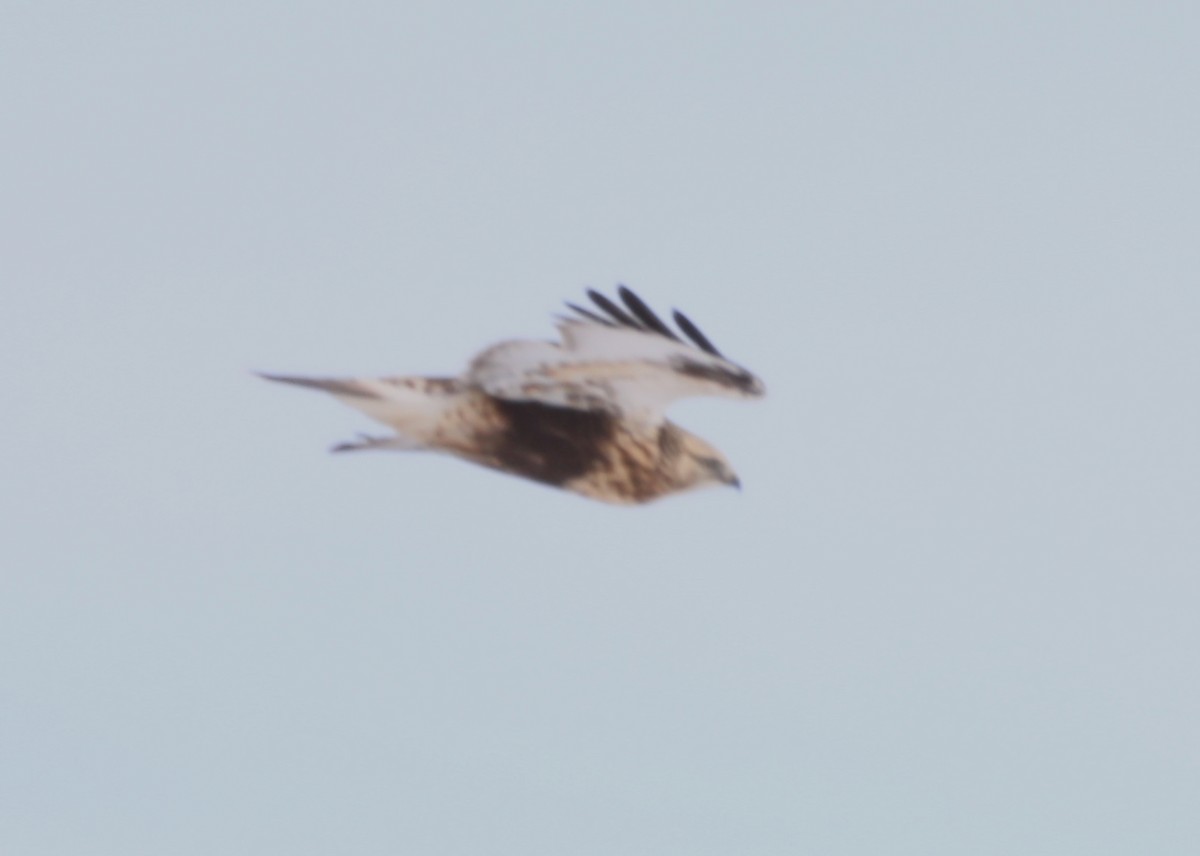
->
xmin=3 ymin=3 xmax=1198 ymax=854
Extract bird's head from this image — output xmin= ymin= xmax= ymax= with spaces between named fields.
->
xmin=677 ymin=433 xmax=741 ymax=493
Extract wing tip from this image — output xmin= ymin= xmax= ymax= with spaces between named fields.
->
xmin=256 ymin=373 xmax=378 ymax=399
xmin=562 ymin=285 xmax=749 ymax=364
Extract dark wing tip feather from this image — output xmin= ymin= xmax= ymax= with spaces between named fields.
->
xmin=672 ymin=310 xmax=723 ymax=357
xmin=587 ymin=288 xmax=643 ymax=329
xmin=565 ymin=301 xmax=617 ymax=326
xmin=617 ymin=286 xmax=682 ymax=342
xmin=566 ymin=286 xmax=727 ymax=358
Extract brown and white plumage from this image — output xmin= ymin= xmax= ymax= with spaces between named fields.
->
xmin=261 ymin=286 xmax=765 ymax=504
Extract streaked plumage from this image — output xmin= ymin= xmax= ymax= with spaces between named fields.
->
xmin=261 ymin=286 xmax=765 ymax=504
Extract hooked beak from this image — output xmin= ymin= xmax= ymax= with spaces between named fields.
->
xmin=727 ymin=474 xmax=742 ymax=491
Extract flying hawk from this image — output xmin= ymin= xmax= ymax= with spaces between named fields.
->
xmin=261 ymin=287 xmax=765 ymax=504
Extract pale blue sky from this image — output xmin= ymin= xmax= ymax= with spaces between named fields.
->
xmin=3 ymin=3 xmax=1198 ymax=854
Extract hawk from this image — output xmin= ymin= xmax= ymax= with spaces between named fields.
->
xmin=261 ymin=286 xmax=765 ymax=504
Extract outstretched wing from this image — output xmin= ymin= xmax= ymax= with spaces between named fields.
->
xmin=468 ymin=286 xmax=765 ymax=426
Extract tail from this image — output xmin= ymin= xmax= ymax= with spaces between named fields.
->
xmin=258 ymin=372 xmax=463 ymax=451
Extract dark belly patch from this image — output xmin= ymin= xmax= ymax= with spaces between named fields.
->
xmin=488 ymin=399 xmax=616 ymax=487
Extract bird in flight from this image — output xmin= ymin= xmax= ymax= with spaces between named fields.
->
xmin=261 ymin=286 xmax=765 ymax=504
